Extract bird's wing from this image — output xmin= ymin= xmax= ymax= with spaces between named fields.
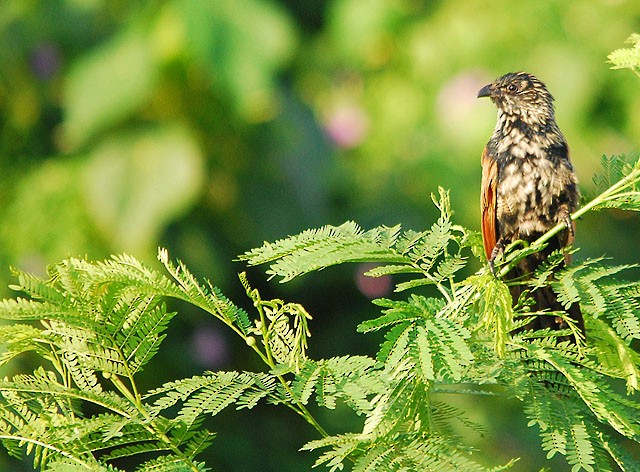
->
xmin=481 ymin=146 xmax=498 ymax=259
xmin=561 ymin=147 xmax=576 ymax=265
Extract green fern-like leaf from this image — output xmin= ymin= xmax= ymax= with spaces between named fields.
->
xmin=292 ymin=356 xmax=386 ymax=414
xmin=304 ymin=433 xmax=514 ymax=472
xmin=541 ymin=349 xmax=640 ymax=441
xmin=588 ymin=317 xmax=640 ymax=393
xmin=99 ymin=440 xmax=169 ymax=462
xmin=3 ymin=258 xmax=181 ymax=384
xmin=241 ymin=222 xmax=405 ymax=282
xmin=0 ymin=369 xmax=151 ymax=469
xmin=401 ymin=215 xmax=451 ymax=270
xmin=514 ymin=348 xmax=630 ymax=471
xmin=146 ymin=371 xmax=282 ymax=430
xmin=302 ymin=433 xmax=362 ymax=472
xmin=362 ymin=295 xmax=473 ymax=383
xmin=596 ymin=428 xmax=640 ymax=470
xmin=592 ymin=155 xmax=639 ymax=193
xmin=359 ymin=296 xmax=445 ymax=333
xmin=0 ymin=253 xmax=262 ymax=470
xmin=240 ymin=221 xmax=367 ymax=264
xmin=553 ymin=260 xmax=640 ymax=341
xmin=135 ymin=455 xmax=209 ymax=472
xmin=158 ymin=250 xmax=252 ymax=335
xmin=235 ymin=372 xmax=283 ymax=409
xmin=470 ymin=272 xmax=515 ymax=357
xmin=241 ymin=276 xmax=312 ymax=372
xmin=608 ymin=33 xmax=640 ymax=73
xmin=176 ymin=372 xmax=254 ymax=428
xmin=180 ymin=430 xmax=216 ymax=460
xmin=588 ymin=154 xmax=640 ymax=211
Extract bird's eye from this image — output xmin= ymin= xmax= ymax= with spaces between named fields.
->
xmin=506 ymin=83 xmax=518 ymax=93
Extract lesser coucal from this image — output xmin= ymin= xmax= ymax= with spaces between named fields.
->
xmin=477 ymin=71 xmax=584 ymax=339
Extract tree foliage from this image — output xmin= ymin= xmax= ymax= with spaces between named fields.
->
xmin=608 ymin=33 xmax=640 ymax=78
xmin=0 ymin=153 xmax=638 ymax=471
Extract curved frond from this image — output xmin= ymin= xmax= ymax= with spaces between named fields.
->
xmin=241 ymin=222 xmax=405 ymax=282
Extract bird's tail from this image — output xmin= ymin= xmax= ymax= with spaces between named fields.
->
xmin=508 ymin=264 xmax=584 ymax=344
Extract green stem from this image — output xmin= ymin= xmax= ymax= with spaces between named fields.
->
xmin=279 ymin=376 xmax=330 ymax=437
xmin=170 ymin=280 xmax=329 ymax=437
xmin=250 ymin=292 xmax=329 ymax=438
xmin=75 ymin=373 xmax=199 ymax=472
xmin=108 ymin=374 xmax=140 ymax=407
xmin=109 ymin=374 xmax=202 ymax=472
xmin=0 ymin=382 xmax=202 ymax=470
xmin=163 ymin=267 xmax=330 ymax=440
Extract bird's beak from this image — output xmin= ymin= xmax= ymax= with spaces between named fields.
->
xmin=477 ymin=84 xmax=493 ymax=98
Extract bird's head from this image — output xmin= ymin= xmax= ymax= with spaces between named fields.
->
xmin=477 ymin=72 xmax=555 ymax=125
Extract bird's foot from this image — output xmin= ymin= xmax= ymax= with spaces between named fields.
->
xmin=558 ymin=206 xmax=574 ymax=237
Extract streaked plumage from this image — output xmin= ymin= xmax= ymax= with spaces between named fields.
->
xmin=478 ymin=72 xmax=584 ymax=339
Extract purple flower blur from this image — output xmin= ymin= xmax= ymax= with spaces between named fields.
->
xmin=30 ymin=43 xmax=61 ymax=80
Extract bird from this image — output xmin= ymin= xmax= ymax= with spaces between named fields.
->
xmin=477 ymin=71 xmax=584 ymax=340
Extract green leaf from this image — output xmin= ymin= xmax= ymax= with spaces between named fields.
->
xmin=473 ymin=272 xmax=515 ymax=357
xmin=608 ymin=34 xmax=640 ymax=72
xmin=240 ymin=222 xmax=405 ymax=282
xmin=176 ymin=0 xmax=296 ymax=120
xmin=83 ymin=126 xmax=204 ymax=254
xmin=63 ymin=24 xmax=157 ymax=148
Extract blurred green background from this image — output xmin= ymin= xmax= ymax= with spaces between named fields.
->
xmin=1 ymin=1 xmax=639 ymax=470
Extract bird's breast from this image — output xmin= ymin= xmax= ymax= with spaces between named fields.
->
xmin=495 ymin=151 xmax=575 ymax=238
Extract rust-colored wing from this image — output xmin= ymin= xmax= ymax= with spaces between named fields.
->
xmin=480 ymin=146 xmax=498 ymax=260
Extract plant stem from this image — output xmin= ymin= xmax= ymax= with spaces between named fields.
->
xmin=249 ymin=290 xmax=329 ymax=438
xmin=111 ymin=374 xmax=203 ymax=472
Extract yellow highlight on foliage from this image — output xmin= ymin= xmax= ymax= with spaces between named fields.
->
xmin=150 ymin=3 xmax=186 ymax=62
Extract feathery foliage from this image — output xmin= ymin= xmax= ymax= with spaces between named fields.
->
xmin=608 ymin=33 xmax=640 ymax=78
xmin=1 ymin=30 xmax=640 ymax=466
xmin=0 ymin=153 xmax=639 ymax=470
xmin=589 ymin=154 xmax=640 ymax=211
xmin=0 ymin=253 xmax=305 ymax=471
xmin=239 ymin=153 xmax=640 ymax=471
